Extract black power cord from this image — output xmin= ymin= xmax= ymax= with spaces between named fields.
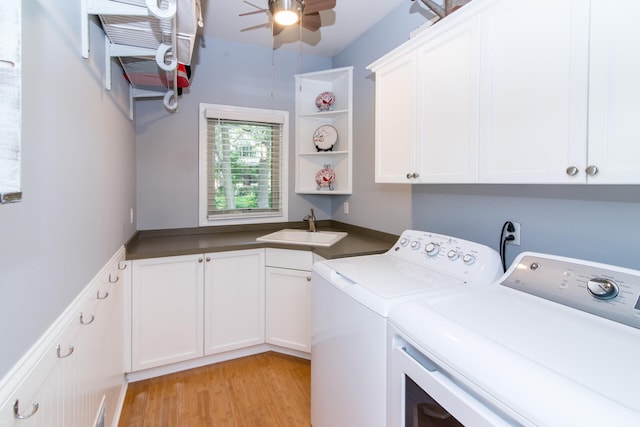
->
xmin=499 ymin=221 xmax=515 ymax=272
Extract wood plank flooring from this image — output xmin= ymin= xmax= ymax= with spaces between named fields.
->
xmin=118 ymin=352 xmax=311 ymax=427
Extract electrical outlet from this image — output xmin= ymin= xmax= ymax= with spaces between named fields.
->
xmin=343 ymin=202 xmax=349 ymax=214
xmin=507 ymin=221 xmax=521 ymax=246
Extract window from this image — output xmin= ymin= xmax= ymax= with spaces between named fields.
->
xmin=199 ymin=104 xmax=289 ymax=226
xmin=0 ymin=0 xmax=22 ymax=204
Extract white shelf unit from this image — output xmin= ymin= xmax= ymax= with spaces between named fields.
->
xmin=295 ymin=67 xmax=353 ymax=195
xmin=81 ymin=0 xmax=202 ymax=117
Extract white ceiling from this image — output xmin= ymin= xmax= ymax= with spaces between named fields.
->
xmin=202 ymin=0 xmax=409 ymax=57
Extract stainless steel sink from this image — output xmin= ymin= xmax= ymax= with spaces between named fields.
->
xmin=256 ymin=229 xmax=348 ymax=247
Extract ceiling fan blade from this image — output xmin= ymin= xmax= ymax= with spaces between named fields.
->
xmin=241 ymin=22 xmax=271 ymax=32
xmin=300 ymin=12 xmax=322 ymax=32
xmin=240 ymin=1 xmax=267 ymax=16
xmin=243 ymin=0 xmax=265 ymax=11
xmin=303 ymin=0 xmax=336 ymax=14
xmin=239 ymin=9 xmax=267 ymax=16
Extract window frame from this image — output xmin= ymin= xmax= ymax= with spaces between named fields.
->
xmin=198 ymin=103 xmax=289 ymax=226
xmin=0 ymin=0 xmax=22 ymax=204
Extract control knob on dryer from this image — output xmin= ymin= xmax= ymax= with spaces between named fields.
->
xmin=587 ymin=278 xmax=619 ymax=300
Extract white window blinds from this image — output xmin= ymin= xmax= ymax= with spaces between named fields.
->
xmin=206 ymin=118 xmax=283 ymax=219
xmin=199 ymin=104 xmax=289 ymax=225
xmin=0 ymin=0 xmax=22 ymax=204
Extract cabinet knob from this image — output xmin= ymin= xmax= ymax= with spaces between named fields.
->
xmin=406 ymin=172 xmax=419 ymax=179
xmin=585 ymin=165 xmax=599 ymax=176
xmin=565 ymin=166 xmax=579 ymax=176
xmin=306 ymin=276 xmax=312 ymax=282
xmin=206 ymin=257 xmax=211 ymax=262
xmin=406 ymin=173 xmax=413 ymax=179
xmin=412 ymin=172 xmax=419 ymax=179
xmin=198 ymin=258 xmax=203 ymax=263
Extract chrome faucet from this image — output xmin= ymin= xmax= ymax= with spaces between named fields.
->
xmin=303 ymin=208 xmax=317 ymax=232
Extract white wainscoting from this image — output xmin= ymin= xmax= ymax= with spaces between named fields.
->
xmin=0 ymin=247 xmax=128 ymax=427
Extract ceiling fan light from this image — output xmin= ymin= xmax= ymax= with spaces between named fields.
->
xmin=274 ymin=9 xmax=299 ymax=25
xmin=270 ymin=0 xmax=300 ymax=26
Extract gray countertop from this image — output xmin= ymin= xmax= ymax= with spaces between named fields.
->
xmin=125 ymin=221 xmax=398 ymax=261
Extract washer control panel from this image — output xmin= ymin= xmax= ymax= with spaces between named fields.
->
xmin=501 ymin=253 xmax=640 ymax=329
xmin=389 ymin=230 xmax=501 ymax=285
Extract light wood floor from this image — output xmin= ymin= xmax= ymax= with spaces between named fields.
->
xmin=118 ymin=352 xmax=311 ymax=427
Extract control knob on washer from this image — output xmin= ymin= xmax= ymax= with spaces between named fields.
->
xmin=463 ymin=254 xmax=476 ymax=265
xmin=410 ymin=241 xmax=421 ymax=250
xmin=447 ymin=250 xmax=460 ymax=261
xmin=587 ymin=278 xmax=619 ymax=300
xmin=424 ymin=242 xmax=440 ymax=257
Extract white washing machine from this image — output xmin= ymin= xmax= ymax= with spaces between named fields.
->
xmin=311 ymin=230 xmax=502 ymax=427
xmin=388 ymin=252 xmax=640 ymax=426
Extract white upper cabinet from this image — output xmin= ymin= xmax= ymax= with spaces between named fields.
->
xmin=417 ymin=18 xmax=480 ymax=183
xmin=370 ymin=4 xmax=482 ymax=183
xmin=372 ymin=52 xmax=418 ymax=182
xmin=587 ymin=0 xmax=640 ymax=184
xmin=478 ymin=0 xmax=590 ymax=183
xmin=371 ymin=0 xmax=640 ymax=184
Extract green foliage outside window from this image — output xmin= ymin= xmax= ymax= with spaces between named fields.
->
xmin=212 ymin=121 xmax=277 ymax=213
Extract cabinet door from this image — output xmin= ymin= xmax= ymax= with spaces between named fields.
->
xmin=417 ymin=17 xmax=480 ymax=183
xmin=478 ymin=0 xmax=590 ymax=183
xmin=204 ymin=249 xmax=265 ymax=355
xmin=587 ymin=0 xmax=640 ymax=184
xmin=265 ymin=267 xmax=312 ymax=353
xmin=374 ymin=52 xmax=418 ymax=183
xmin=131 ymin=255 xmax=204 ymax=371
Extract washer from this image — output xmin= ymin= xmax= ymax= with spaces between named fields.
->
xmin=388 ymin=251 xmax=640 ymax=426
xmin=311 ymin=230 xmax=502 ymax=427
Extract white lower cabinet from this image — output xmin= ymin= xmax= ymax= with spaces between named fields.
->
xmin=204 ymin=249 xmax=265 ymax=355
xmin=131 ymin=254 xmax=204 ymax=371
xmin=130 ymin=249 xmax=266 ymax=372
xmin=130 ymin=247 xmax=322 ymax=372
xmin=266 ymin=267 xmax=312 ymax=353
xmin=265 ymin=249 xmax=325 ymax=354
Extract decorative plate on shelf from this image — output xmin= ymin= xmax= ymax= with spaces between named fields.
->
xmin=313 ymin=124 xmax=338 ymax=151
xmin=315 ymin=91 xmax=335 ymax=111
xmin=315 ymin=164 xmax=336 ymax=191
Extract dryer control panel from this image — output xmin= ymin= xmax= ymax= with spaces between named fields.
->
xmin=501 ymin=252 xmax=640 ymax=329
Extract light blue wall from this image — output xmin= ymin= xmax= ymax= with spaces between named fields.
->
xmin=0 ymin=3 xmax=136 ymax=378
xmin=135 ymin=37 xmax=334 ymax=229
xmin=334 ymin=3 xmax=640 ymax=269
xmin=134 ymin=0 xmax=640 ymax=270
xmin=331 ymin=2 xmax=429 ymax=234
xmin=411 ymin=185 xmax=640 ymax=269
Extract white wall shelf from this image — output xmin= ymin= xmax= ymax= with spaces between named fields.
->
xmin=294 ymin=67 xmax=353 ymax=195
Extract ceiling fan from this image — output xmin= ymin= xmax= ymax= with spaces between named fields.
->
xmin=240 ymin=0 xmax=337 ymax=35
